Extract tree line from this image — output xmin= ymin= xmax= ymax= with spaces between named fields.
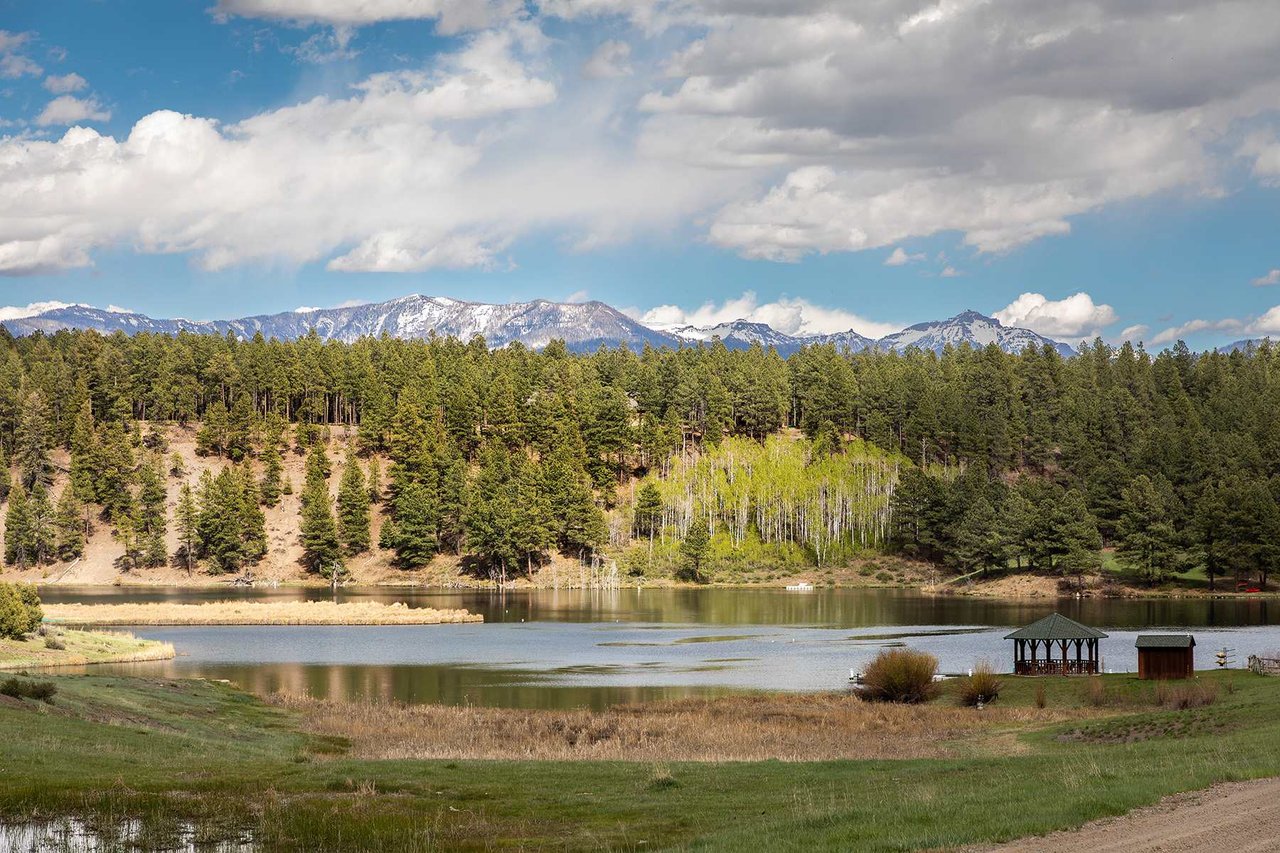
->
xmin=2 ymin=325 xmax=1279 ymax=585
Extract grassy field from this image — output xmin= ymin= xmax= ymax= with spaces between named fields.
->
xmin=1 ymin=671 xmax=1278 ymax=850
xmin=0 ymin=628 xmax=175 ymax=671
xmin=42 ymin=600 xmax=483 ymax=626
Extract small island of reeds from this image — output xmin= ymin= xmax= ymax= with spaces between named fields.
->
xmin=0 ymin=628 xmax=175 ymax=671
xmin=42 ymin=600 xmax=482 ymax=627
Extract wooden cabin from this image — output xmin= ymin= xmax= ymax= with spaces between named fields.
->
xmin=1135 ymin=635 xmax=1195 ymax=680
xmin=1005 ymin=613 xmax=1107 ymax=675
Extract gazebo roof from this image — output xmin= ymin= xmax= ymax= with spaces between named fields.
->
xmin=1135 ymin=634 xmax=1195 ymax=649
xmin=1004 ymin=613 xmax=1108 ymax=641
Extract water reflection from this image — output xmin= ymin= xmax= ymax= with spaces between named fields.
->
xmin=39 ymin=586 xmax=1280 ymax=709
xmin=38 ymin=585 xmax=1277 ymax=629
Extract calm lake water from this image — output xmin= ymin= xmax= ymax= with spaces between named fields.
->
xmin=40 ymin=586 xmax=1280 ymax=709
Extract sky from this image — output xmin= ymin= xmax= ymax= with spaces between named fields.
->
xmin=3 ymin=0 xmax=1280 ymax=349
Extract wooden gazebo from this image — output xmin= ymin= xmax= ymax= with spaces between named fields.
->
xmin=1005 ymin=613 xmax=1107 ymax=675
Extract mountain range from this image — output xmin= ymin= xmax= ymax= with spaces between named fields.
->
xmin=0 ymin=295 xmax=1076 ymax=356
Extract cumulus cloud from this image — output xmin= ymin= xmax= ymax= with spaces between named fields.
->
xmin=1253 ymin=269 xmax=1280 ymax=286
xmin=1151 ymin=318 xmax=1245 ymax=345
xmin=582 ymin=40 xmax=631 ymax=78
xmin=36 ymin=95 xmax=111 ymax=126
xmin=994 ymin=292 xmax=1118 ymax=338
xmin=884 ymin=247 xmax=924 ymax=266
xmin=634 ymin=291 xmax=899 ymax=338
xmin=0 ymin=301 xmax=75 ymax=322
xmin=1117 ymin=324 xmax=1150 ymax=343
xmin=43 ymin=72 xmax=87 ymax=94
xmin=0 ymin=24 xmax=732 ymax=275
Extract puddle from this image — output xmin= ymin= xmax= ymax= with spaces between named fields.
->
xmin=0 ymin=819 xmax=254 ymax=852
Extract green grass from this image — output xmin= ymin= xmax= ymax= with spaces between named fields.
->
xmin=0 ymin=628 xmax=175 ymax=670
xmin=1 ymin=672 xmax=1278 ymax=850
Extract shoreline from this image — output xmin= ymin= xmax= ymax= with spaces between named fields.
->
xmin=0 ymin=629 xmax=176 ymax=671
xmin=41 ymin=600 xmax=483 ymax=626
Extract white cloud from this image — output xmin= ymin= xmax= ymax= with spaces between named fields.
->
xmin=0 ymin=301 xmax=75 ymax=322
xmin=0 ymin=29 xmax=41 ymax=79
xmin=36 ymin=95 xmax=111 ymax=126
xmin=994 ymin=292 xmax=1118 ymax=338
xmin=884 ymin=247 xmax=924 ymax=266
xmin=582 ymin=40 xmax=631 ymax=78
xmin=43 ymin=72 xmax=87 ymax=94
xmin=1151 ymin=318 xmax=1245 ymax=345
xmin=1118 ymin=324 xmax=1149 ymax=341
xmin=564 ymin=289 xmax=590 ymax=303
xmin=634 ymin=291 xmax=899 ymax=339
xmin=212 ymin=0 xmax=522 ymax=34
xmin=940 ymin=265 xmax=962 ymax=278
xmin=1253 ymin=269 xmax=1280 ymax=286
xmin=104 ymin=304 xmax=134 ymax=314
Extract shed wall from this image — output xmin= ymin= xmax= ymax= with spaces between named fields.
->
xmin=1137 ymin=648 xmax=1194 ymax=679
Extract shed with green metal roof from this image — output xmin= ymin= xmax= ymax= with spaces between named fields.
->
xmin=1004 ymin=613 xmax=1107 ymax=675
xmin=1135 ymin=634 xmax=1195 ymax=680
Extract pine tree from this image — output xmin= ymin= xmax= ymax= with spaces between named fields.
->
xmin=1115 ymin=475 xmax=1178 ymax=585
xmin=366 ymin=456 xmax=382 ymax=504
xmin=337 ymin=455 xmax=371 ymax=555
xmin=952 ymin=497 xmax=1006 ymax=577
xmin=14 ymin=389 xmax=53 ymax=490
xmin=95 ymin=423 xmax=137 ymax=524
xmin=4 ymin=483 xmax=33 ymax=567
xmin=259 ymin=441 xmax=283 ymax=507
xmin=0 ymin=445 xmax=8 ymax=504
xmin=136 ymin=456 xmax=168 ymax=567
xmin=300 ymin=446 xmax=341 ymax=574
xmin=633 ymin=481 xmax=664 ymax=563
xmin=54 ymin=488 xmax=86 ymax=561
xmin=175 ymin=482 xmax=199 ymax=573
xmin=68 ymin=399 xmax=98 ymax=502
xmin=197 ymin=469 xmax=244 ymax=574
xmin=379 ymin=481 xmax=438 ymax=567
xmin=196 ymin=400 xmax=229 ymax=456
xmin=680 ymin=517 xmax=712 ymax=582
xmin=238 ymin=467 xmax=268 ymax=562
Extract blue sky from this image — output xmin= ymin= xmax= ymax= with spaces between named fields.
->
xmin=3 ymin=0 xmax=1280 ymax=348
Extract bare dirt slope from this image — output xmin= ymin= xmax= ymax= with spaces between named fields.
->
xmin=981 ymin=777 xmax=1280 ymax=852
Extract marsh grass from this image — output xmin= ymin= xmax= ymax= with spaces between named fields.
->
xmin=858 ymin=649 xmax=940 ymax=704
xmin=957 ymin=661 xmax=1002 ymax=706
xmin=271 ymin=692 xmax=1079 ymax=762
xmin=43 ymin=601 xmax=482 ymax=626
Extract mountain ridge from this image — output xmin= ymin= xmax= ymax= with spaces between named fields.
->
xmin=0 ymin=295 xmax=1075 ymax=356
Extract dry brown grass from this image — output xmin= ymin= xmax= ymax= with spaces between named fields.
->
xmin=274 ymin=692 xmax=1086 ymax=762
xmin=43 ymin=601 xmax=482 ymax=626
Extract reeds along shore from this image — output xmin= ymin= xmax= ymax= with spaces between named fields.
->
xmin=42 ymin=600 xmax=483 ymax=626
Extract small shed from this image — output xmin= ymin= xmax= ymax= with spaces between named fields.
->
xmin=1005 ymin=613 xmax=1107 ymax=675
xmin=1135 ymin=635 xmax=1195 ymax=680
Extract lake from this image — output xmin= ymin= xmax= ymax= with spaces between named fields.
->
xmin=40 ymin=586 xmax=1280 ymax=709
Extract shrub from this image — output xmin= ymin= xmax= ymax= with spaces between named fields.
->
xmin=1158 ymin=681 xmax=1218 ymax=710
xmin=874 ymin=570 xmax=894 ymax=583
xmin=0 ymin=677 xmax=57 ymax=702
xmin=858 ymin=649 xmax=940 ymax=704
xmin=1034 ymin=684 xmax=1047 ymax=709
xmin=957 ymin=661 xmax=1002 ymax=706
xmin=0 ymin=582 xmax=42 ymax=640
xmin=1084 ymin=676 xmax=1109 ymax=707
xmin=44 ymin=633 xmax=66 ymax=650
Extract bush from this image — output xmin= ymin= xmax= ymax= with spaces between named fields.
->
xmin=1034 ymin=684 xmax=1047 ymax=709
xmin=0 ymin=677 xmax=57 ymax=702
xmin=1084 ymin=676 xmax=1109 ymax=707
xmin=0 ymin=582 xmax=42 ymax=640
xmin=858 ymin=649 xmax=940 ymax=704
xmin=1156 ymin=681 xmax=1218 ymax=710
xmin=44 ymin=633 xmax=66 ymax=650
xmin=957 ymin=661 xmax=1002 ymax=706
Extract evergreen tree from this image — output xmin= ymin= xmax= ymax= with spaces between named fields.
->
xmin=680 ymin=517 xmax=712 ymax=582
xmin=633 ymin=481 xmax=664 ymax=559
xmin=54 ymin=487 xmax=86 ymax=561
xmin=14 ymin=389 xmax=53 ymax=490
xmin=379 ymin=481 xmax=438 ymax=567
xmin=337 ymin=455 xmax=371 ymax=555
xmin=68 ymin=399 xmax=98 ymax=502
xmin=1115 ymin=475 xmax=1177 ymax=585
xmin=4 ymin=483 xmax=33 ymax=566
xmin=952 ymin=497 xmax=1005 ymax=577
xmin=238 ymin=467 xmax=268 ymax=562
xmin=197 ymin=469 xmax=245 ymax=574
xmin=299 ymin=446 xmax=341 ymax=574
xmin=95 ymin=423 xmax=137 ymax=524
xmin=136 ymin=456 xmax=168 ymax=567
xmin=366 ymin=456 xmax=382 ymax=504
xmin=259 ymin=442 xmax=284 ymax=507
xmin=175 ymin=482 xmax=200 ymax=573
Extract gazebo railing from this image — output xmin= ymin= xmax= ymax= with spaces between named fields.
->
xmin=1014 ymin=660 xmax=1099 ymax=676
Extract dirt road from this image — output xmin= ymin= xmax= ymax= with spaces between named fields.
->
xmin=984 ymin=777 xmax=1280 ymax=852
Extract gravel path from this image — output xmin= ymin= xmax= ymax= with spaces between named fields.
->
xmin=984 ymin=777 xmax=1280 ymax=852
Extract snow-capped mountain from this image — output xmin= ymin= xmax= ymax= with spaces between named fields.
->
xmin=874 ymin=310 xmax=1075 ymax=356
xmin=1 ymin=295 xmax=680 ymax=353
xmin=0 ymin=298 xmax=1074 ymax=356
